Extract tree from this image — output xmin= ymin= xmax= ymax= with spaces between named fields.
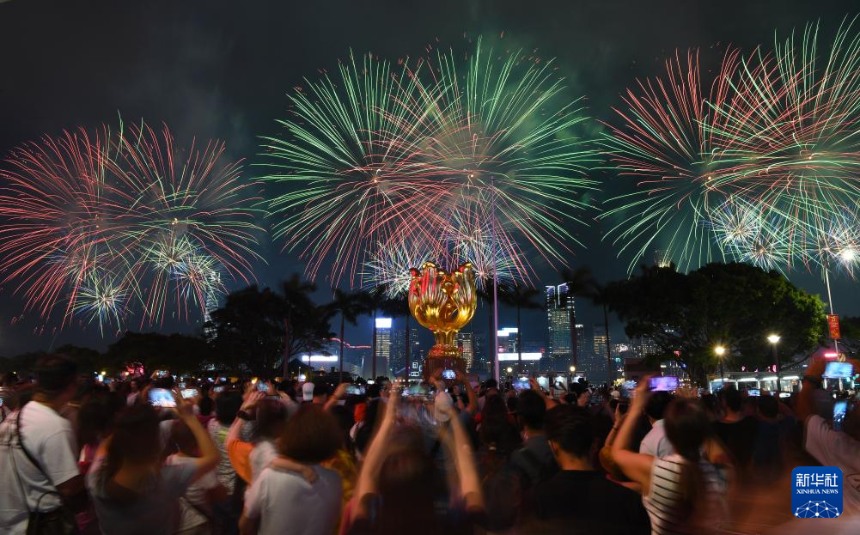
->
xmin=106 ymin=332 xmax=210 ymax=374
xmin=327 ymin=288 xmax=371 ymax=381
xmin=603 ymin=262 xmax=826 ymax=387
xmin=498 ymin=283 xmax=543 ymax=370
xmin=206 ymin=278 xmax=334 ymax=377
xmin=280 ymin=275 xmax=334 ymax=378
xmin=560 ymin=267 xmax=598 ymax=368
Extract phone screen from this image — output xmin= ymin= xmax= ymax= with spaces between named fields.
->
xmin=181 ymin=388 xmax=198 ymax=399
xmin=513 ymin=377 xmax=531 ymax=391
xmin=442 ymin=369 xmax=456 ymax=380
xmin=346 ymin=385 xmax=365 ymax=396
xmin=148 ymin=388 xmax=176 ymax=407
xmin=834 ymin=401 xmax=848 ymax=431
xmin=213 ymin=386 xmax=225 ymax=393
xmin=747 ymin=388 xmax=760 ymax=397
xmin=824 ymin=362 xmax=854 ymax=379
xmin=256 ymin=381 xmax=269 ymax=392
xmin=649 ymin=376 xmax=679 ymax=392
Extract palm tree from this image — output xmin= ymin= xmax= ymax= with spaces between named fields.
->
xmin=560 ymin=267 xmax=598 ymax=369
xmin=280 ymin=275 xmax=333 ymax=378
xmin=328 ymin=288 xmax=371 ymax=382
xmin=498 ymin=283 xmax=543 ymax=371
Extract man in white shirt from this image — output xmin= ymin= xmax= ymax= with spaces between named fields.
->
xmin=639 ymin=391 xmax=675 ymax=458
xmin=0 ymin=354 xmax=88 ymax=535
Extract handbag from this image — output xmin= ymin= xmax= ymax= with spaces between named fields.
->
xmin=13 ymin=409 xmax=79 ymax=535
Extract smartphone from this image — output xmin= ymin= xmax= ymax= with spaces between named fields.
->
xmin=442 ymin=369 xmax=456 ymax=380
xmin=747 ymin=388 xmax=760 ymax=397
xmin=649 ymin=376 xmax=679 ymax=392
xmin=178 ymin=382 xmax=186 ymax=389
xmin=536 ymin=377 xmax=550 ymax=390
xmin=213 ymin=386 xmax=225 ymax=393
xmin=824 ymin=362 xmax=854 ymax=379
xmin=256 ymin=381 xmax=269 ymax=392
xmin=833 ymin=400 xmax=848 ymax=431
xmin=181 ymin=388 xmax=198 ymax=399
xmin=513 ymin=377 xmax=531 ymax=391
xmin=155 ymin=370 xmax=169 ymax=379
xmin=346 ymin=385 xmax=365 ymax=396
xmin=148 ymin=388 xmax=176 ymax=408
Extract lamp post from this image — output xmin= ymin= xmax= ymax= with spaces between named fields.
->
xmin=714 ymin=345 xmax=726 ymax=385
xmin=767 ymin=334 xmax=781 ymax=393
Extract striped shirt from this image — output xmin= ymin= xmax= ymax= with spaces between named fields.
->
xmin=643 ymin=454 xmax=726 ymax=535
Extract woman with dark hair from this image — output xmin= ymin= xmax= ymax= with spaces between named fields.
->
xmin=342 ymin=388 xmax=485 ymax=535
xmin=86 ymin=399 xmax=219 ymax=535
xmin=239 ymin=404 xmax=343 ymax=535
xmin=611 ymin=379 xmax=728 ymax=535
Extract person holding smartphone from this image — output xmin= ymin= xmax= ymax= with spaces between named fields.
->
xmin=611 ymin=377 xmax=728 ymax=535
xmin=798 ymin=356 xmax=860 ymax=515
xmin=85 ymin=394 xmax=219 ymax=535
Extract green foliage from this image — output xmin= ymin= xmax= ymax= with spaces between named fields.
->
xmin=604 ymin=262 xmax=826 ymax=386
xmin=206 ymin=276 xmax=335 ymax=376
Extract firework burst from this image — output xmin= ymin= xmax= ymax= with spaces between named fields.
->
xmin=601 ymin=47 xmax=742 ymax=271
xmin=0 ymin=120 xmax=264 ymax=332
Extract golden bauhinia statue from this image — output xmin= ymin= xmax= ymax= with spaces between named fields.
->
xmin=408 ymin=261 xmax=477 ymax=380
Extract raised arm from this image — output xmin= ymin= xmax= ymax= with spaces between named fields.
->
xmin=610 ymin=378 xmax=654 ymax=492
xmin=353 ymin=391 xmax=400 ymax=504
xmin=176 ymin=396 xmax=220 ymax=482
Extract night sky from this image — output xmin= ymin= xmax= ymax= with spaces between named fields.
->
xmin=0 ymin=0 xmax=858 ymax=356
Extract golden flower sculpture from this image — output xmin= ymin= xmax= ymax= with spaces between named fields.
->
xmin=408 ymin=261 xmax=477 ymax=379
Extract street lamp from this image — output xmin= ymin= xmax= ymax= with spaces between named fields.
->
xmin=714 ymin=345 xmax=726 ymax=384
xmin=767 ymin=334 xmax=781 ymax=393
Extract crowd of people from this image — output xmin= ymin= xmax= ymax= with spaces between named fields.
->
xmin=1 ymin=353 xmax=859 ymax=534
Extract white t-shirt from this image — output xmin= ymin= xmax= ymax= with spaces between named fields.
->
xmin=640 ymin=419 xmax=675 ymax=458
xmin=165 ymin=455 xmax=219 ymax=532
xmin=244 ymin=464 xmax=342 ymax=535
xmin=805 ymin=415 xmax=860 ymax=514
xmin=0 ymin=402 xmax=80 ymax=535
xmin=250 ymin=440 xmax=278 ymax=483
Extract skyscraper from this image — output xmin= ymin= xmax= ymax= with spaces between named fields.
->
xmin=373 ymin=317 xmax=392 ymax=379
xmin=546 ymin=283 xmax=578 ymax=370
xmin=457 ymin=331 xmax=475 ymax=372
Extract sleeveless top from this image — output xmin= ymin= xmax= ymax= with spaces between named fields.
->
xmin=643 ymin=454 xmax=727 ymax=535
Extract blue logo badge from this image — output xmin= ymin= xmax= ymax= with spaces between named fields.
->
xmin=791 ymin=466 xmax=843 ymax=519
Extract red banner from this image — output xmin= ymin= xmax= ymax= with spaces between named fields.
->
xmin=828 ymin=314 xmax=841 ymax=340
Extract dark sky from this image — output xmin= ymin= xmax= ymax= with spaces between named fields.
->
xmin=0 ymin=0 xmax=858 ymax=355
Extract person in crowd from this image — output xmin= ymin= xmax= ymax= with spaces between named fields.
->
xmin=226 ymin=391 xmax=287 ymax=484
xmin=533 ymin=405 xmax=650 ymax=534
xmin=167 ymin=419 xmax=228 ymax=534
xmin=0 ymin=354 xmax=89 ymax=535
xmin=509 ymin=388 xmax=558 ymax=491
xmin=797 ymin=357 xmax=860 ymax=514
xmin=0 ymin=371 xmax=21 ymax=422
xmin=126 ymin=379 xmax=141 ymax=406
xmin=86 ymin=398 xmax=219 ymax=535
xmin=612 ymin=378 xmax=728 ymax=535
xmin=639 ymin=391 xmax=675 ymax=458
xmin=239 ymin=405 xmax=343 ymax=535
xmin=75 ymin=391 xmax=120 ymax=535
xmin=208 ymin=391 xmax=243 ymax=535
xmin=712 ymin=386 xmax=758 ymax=482
xmin=750 ymin=394 xmax=795 ymax=484
xmin=342 ymin=387 xmax=485 ymax=535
